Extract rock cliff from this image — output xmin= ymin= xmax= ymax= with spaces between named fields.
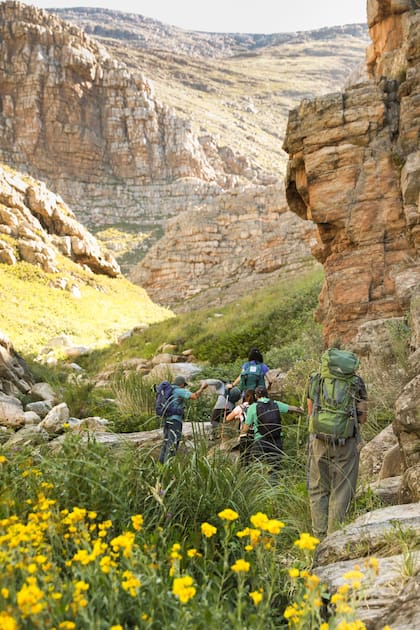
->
xmin=0 ymin=2 xmax=368 ymax=308
xmin=283 ymin=0 xmax=420 ymax=345
xmin=0 ymin=162 xmax=119 ymax=276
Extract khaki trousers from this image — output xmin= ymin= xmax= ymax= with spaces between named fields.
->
xmin=308 ymin=435 xmax=359 ymax=538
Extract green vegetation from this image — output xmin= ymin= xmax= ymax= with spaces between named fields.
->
xmin=0 ymin=259 xmax=413 ymax=627
xmin=0 ymin=435 xmax=374 ymax=629
xmin=79 ymin=269 xmax=324 ymax=375
xmin=0 ymin=260 xmax=172 ymax=357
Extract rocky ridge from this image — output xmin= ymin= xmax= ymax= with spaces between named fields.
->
xmin=0 ymin=2 xmax=368 ymax=308
xmin=0 ymin=162 xmax=119 ymax=277
xmin=284 ymin=0 xmax=420 ymax=345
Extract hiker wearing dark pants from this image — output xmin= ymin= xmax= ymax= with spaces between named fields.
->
xmin=241 ymin=386 xmax=303 ymax=479
xmin=306 ymin=348 xmax=368 ymax=538
xmin=158 ymin=376 xmax=207 ymax=464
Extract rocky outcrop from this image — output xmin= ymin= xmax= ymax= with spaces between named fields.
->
xmin=0 ymin=331 xmax=33 ymax=397
xmin=0 ymin=2 xmax=367 ymax=309
xmin=132 ymin=184 xmax=319 ymax=309
xmin=314 ymin=503 xmax=420 ymax=630
xmin=0 ymin=162 xmax=119 ymax=277
xmin=0 ymin=1 xmax=258 ymax=229
xmin=283 ymin=1 xmax=419 ymax=345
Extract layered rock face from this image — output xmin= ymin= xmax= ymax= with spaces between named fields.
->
xmin=283 ymin=0 xmax=419 ymax=345
xmin=0 ymin=163 xmax=119 ymax=277
xmin=132 ymin=183 xmax=319 ymax=309
xmin=0 ymin=1 xmax=321 ymax=307
xmin=0 ymin=1 xmax=257 ymax=229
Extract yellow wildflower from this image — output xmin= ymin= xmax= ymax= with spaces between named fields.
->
xmin=0 ymin=612 xmax=18 ymax=630
xmin=110 ymin=531 xmax=136 ymax=558
xmin=0 ymin=455 xmax=7 ymax=464
xmin=187 ymin=548 xmax=202 ymax=558
xmin=59 ymin=623 xmax=76 ymax=630
xmin=17 ymin=577 xmax=45 ymax=617
xmin=231 ymin=558 xmax=250 ymax=573
xmin=121 ymin=570 xmax=141 ymax=597
xmin=264 ymin=518 xmax=285 ymax=535
xmin=343 ymin=569 xmax=365 ymax=582
xmin=320 ymin=624 xmax=329 ymax=630
xmin=172 ymin=575 xmax=196 ymax=604
xmin=288 ymin=567 xmax=300 ymax=578
xmin=293 ymin=532 xmax=320 ymax=551
xmin=131 ymin=514 xmax=144 ymax=531
xmin=201 ymin=522 xmax=217 ymax=538
xmin=218 ymin=508 xmax=239 ymax=521
xmin=1 ymin=587 xmax=10 ymax=598
xmin=249 ymin=589 xmax=263 ymax=605
xmin=250 ymin=512 xmax=269 ymax=529
xmin=110 ymin=626 xmax=123 ymax=630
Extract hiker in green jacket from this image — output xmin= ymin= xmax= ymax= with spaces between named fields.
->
xmin=240 ymin=385 xmax=303 ymax=478
xmin=306 ymin=348 xmax=368 ymax=538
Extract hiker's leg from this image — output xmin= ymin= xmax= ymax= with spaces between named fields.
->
xmin=159 ymin=420 xmax=170 ymax=464
xmin=262 ymin=439 xmax=282 ymax=481
xmin=239 ymin=434 xmax=253 ymax=466
xmin=210 ymin=409 xmax=223 ymax=440
xmin=328 ymin=438 xmax=359 ymax=534
xmin=159 ymin=419 xmax=182 ymax=463
xmin=308 ymin=437 xmax=330 ymax=538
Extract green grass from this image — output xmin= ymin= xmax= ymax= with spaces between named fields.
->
xmin=0 ymin=260 xmax=172 ymax=357
xmin=78 ymin=269 xmax=324 ymax=376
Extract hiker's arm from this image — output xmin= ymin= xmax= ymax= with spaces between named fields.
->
xmin=307 ymin=398 xmax=313 ymax=416
xmin=232 ymin=374 xmax=240 ymax=387
xmin=226 ymin=408 xmax=239 ymax=422
xmin=190 ymin=382 xmax=208 ymax=400
xmin=356 ymin=399 xmax=368 ymax=424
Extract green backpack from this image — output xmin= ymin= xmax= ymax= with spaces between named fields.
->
xmin=239 ymin=362 xmax=265 ymax=391
xmin=309 ymin=349 xmax=360 ymax=439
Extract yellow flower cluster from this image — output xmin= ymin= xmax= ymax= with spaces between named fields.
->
xmin=121 ymin=570 xmax=141 ymax=597
xmin=293 ymin=532 xmax=320 ymax=551
xmin=201 ymin=522 xmax=217 ymax=538
xmin=172 ymin=575 xmax=196 ymax=604
xmin=218 ymin=508 xmax=239 ymax=521
xmin=231 ymin=558 xmax=250 ymax=573
xmin=17 ymin=577 xmax=45 ymax=617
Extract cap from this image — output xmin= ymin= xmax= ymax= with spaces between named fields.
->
xmin=174 ymin=375 xmax=188 ymax=387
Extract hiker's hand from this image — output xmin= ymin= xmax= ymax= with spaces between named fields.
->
xmin=200 ymin=381 xmax=208 ymax=390
xmin=293 ymin=406 xmax=305 ymax=414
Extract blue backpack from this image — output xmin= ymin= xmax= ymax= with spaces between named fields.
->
xmin=155 ymin=381 xmax=183 ymax=418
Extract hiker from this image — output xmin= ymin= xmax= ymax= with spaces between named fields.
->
xmin=306 ymin=347 xmax=368 ymax=538
xmin=202 ymin=379 xmax=241 ymax=440
xmin=240 ymin=385 xmax=304 ymax=478
xmin=233 ymin=347 xmax=269 ymax=394
xmin=158 ymin=375 xmax=208 ymax=464
xmin=226 ymin=388 xmax=256 ymax=466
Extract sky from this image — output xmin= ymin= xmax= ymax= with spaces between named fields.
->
xmin=29 ymin=0 xmax=367 ymax=34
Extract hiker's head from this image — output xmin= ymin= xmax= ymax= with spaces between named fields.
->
xmin=244 ymin=389 xmax=256 ymax=404
xmin=255 ymin=386 xmax=268 ymax=399
xmin=174 ymin=375 xmax=188 ymax=388
xmin=248 ymin=347 xmax=263 ymax=363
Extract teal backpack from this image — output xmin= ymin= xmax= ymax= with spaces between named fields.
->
xmin=309 ymin=349 xmax=360 ymax=439
xmin=239 ymin=361 xmax=265 ymax=391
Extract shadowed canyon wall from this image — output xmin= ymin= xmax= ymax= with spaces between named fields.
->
xmin=284 ymin=0 xmax=420 ymax=345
